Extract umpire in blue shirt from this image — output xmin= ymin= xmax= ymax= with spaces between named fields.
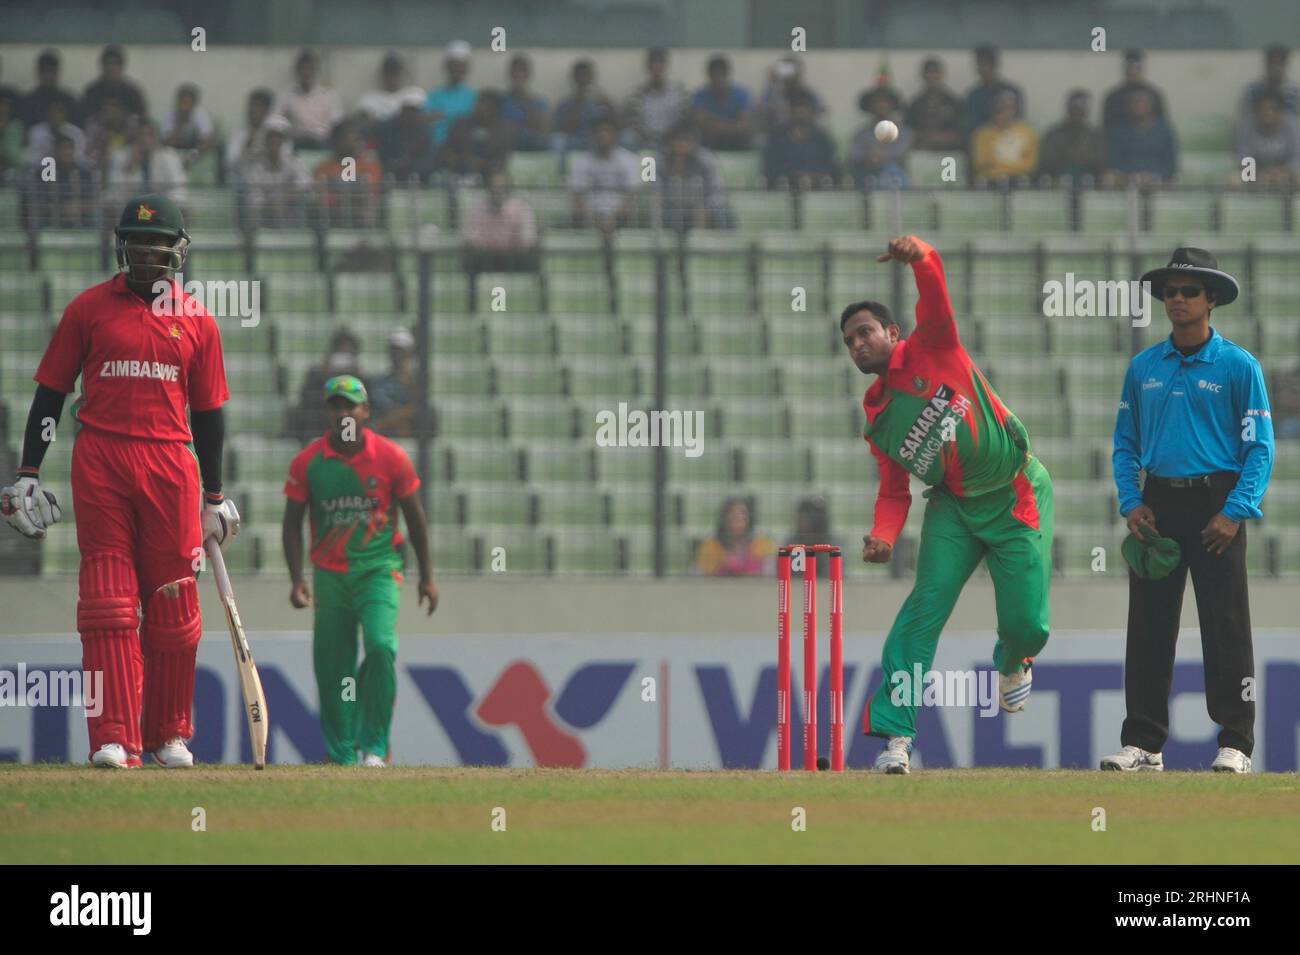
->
xmin=1106 ymin=248 xmax=1274 ymax=774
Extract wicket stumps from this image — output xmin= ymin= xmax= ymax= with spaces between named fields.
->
xmin=777 ymin=545 xmax=844 ymax=772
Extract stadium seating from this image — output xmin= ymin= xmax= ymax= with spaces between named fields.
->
xmin=4 ymin=178 xmax=1298 ymax=579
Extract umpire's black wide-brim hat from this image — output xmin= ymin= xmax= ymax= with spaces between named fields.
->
xmin=1140 ymin=247 xmax=1239 ymax=307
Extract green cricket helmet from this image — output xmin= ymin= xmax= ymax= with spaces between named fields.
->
xmin=114 ymin=193 xmax=191 ymax=283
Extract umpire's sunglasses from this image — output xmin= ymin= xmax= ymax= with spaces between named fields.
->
xmin=1162 ymin=284 xmax=1205 ymax=299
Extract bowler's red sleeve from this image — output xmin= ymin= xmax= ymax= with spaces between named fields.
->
xmin=391 ymin=443 xmax=420 ymax=499
xmin=34 ymin=299 xmax=86 ymax=393
xmin=869 ymin=442 xmax=912 ymax=547
xmin=284 ymin=449 xmax=311 ymax=503
xmin=188 ymin=310 xmax=230 ymax=412
xmin=909 ymin=240 xmax=960 ymax=351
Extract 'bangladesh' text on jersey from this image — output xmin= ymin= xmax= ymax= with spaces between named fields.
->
xmin=862 ymin=240 xmax=1033 ymax=545
xmin=284 ymin=429 xmax=421 ymax=574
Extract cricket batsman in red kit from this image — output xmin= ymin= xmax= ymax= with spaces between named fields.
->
xmin=1 ymin=193 xmax=240 ymax=769
xmin=843 ymin=236 xmax=1053 ymax=774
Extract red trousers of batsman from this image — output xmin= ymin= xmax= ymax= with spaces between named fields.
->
xmin=71 ymin=427 xmax=204 ymax=764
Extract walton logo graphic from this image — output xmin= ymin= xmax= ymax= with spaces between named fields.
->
xmin=135 ymin=203 xmax=156 ymax=222
xmin=409 ymin=661 xmax=636 ymax=767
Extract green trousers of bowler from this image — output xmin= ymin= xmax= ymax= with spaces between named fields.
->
xmin=312 ymin=566 xmax=401 ymax=764
xmin=865 ymin=455 xmax=1054 ymax=739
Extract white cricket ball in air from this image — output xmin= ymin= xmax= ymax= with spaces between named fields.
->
xmin=874 ymin=120 xmax=899 ymax=144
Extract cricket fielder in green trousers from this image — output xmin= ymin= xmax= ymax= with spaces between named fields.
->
xmin=842 ymin=236 xmax=1053 ymax=774
xmin=282 ymin=375 xmax=438 ymax=766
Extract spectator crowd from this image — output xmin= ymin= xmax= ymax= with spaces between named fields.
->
xmin=0 ymin=42 xmax=1297 ymax=234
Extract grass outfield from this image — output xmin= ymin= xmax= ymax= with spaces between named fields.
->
xmin=1 ymin=766 xmax=1297 ymax=864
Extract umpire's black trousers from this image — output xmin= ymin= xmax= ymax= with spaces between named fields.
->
xmin=1123 ymin=473 xmax=1255 ymax=756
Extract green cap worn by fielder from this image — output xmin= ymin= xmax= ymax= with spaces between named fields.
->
xmin=1121 ymin=532 xmax=1181 ymax=580
xmin=325 ymin=374 xmax=368 ymax=404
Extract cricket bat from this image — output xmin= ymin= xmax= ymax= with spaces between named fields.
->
xmin=206 ymin=538 xmax=268 ymax=769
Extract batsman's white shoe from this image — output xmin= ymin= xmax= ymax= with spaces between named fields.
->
xmin=1100 ymin=744 xmax=1164 ymax=772
xmin=1210 ymin=747 xmax=1252 ymax=774
xmin=361 ymin=752 xmax=387 ymax=768
xmin=91 ymin=742 xmax=130 ymax=769
xmin=999 ymin=659 xmax=1033 ymax=713
xmin=873 ymin=736 xmax=913 ymax=774
xmin=153 ymin=738 xmax=194 ymax=768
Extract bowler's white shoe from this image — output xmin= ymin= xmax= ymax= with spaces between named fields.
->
xmin=361 ymin=752 xmax=387 ymax=768
xmin=153 ymin=738 xmax=194 ymax=768
xmin=91 ymin=742 xmax=130 ymax=769
xmin=999 ymin=659 xmax=1033 ymax=713
xmin=873 ymin=736 xmax=912 ymax=775
xmin=1100 ymin=744 xmax=1164 ymax=771
xmin=1210 ymin=747 xmax=1252 ymax=774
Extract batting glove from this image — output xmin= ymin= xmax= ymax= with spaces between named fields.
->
xmin=202 ymin=492 xmax=241 ymax=546
xmin=1 ymin=474 xmax=63 ymax=540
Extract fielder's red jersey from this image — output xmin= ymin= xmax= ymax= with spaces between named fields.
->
xmin=35 ymin=274 xmax=229 ymax=440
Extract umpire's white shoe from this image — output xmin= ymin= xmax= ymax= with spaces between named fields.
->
xmin=873 ymin=736 xmax=913 ymax=775
xmin=361 ymin=752 xmax=387 ymax=768
xmin=153 ymin=738 xmax=195 ymax=768
xmin=1210 ymin=747 xmax=1252 ymax=774
xmin=999 ymin=659 xmax=1033 ymax=713
xmin=91 ymin=742 xmax=130 ymax=769
xmin=1100 ymin=744 xmax=1164 ymax=771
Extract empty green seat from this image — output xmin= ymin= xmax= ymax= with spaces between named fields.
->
xmin=1149 ymin=192 xmax=1214 ymax=233
xmin=264 ymin=272 xmax=329 ymax=312
xmin=534 ymin=484 xmax=612 ymax=526
xmin=567 ymin=356 xmax=642 ymax=398
xmin=1028 ymin=437 xmax=1101 ymax=480
xmin=979 ymin=315 xmax=1048 ymax=356
xmin=249 ymin=230 xmax=318 ymax=272
xmin=554 ymin=315 xmax=625 ymax=356
xmin=448 ymin=441 xmax=524 ymax=482
xmin=494 ymin=356 xmax=566 ymax=397
xmin=731 ymin=191 xmax=794 ymax=232
xmin=502 ymin=398 xmax=577 ymax=439
xmin=598 ymin=446 xmax=657 ymax=485
xmin=1008 ymin=191 xmax=1068 ymax=234
xmin=741 ymin=443 xmax=812 ymax=483
xmin=789 ymin=398 xmax=863 ymax=440
xmin=433 ymin=397 xmax=505 ymax=439
xmin=431 ymin=314 xmax=486 ymax=354
xmin=802 ymin=191 xmax=866 ymax=231
xmin=552 ymin=530 xmax=626 ymax=573
xmin=523 ymin=443 xmax=597 ymax=482
xmin=769 ymin=313 xmax=840 ymax=357
xmin=709 ymin=357 xmax=780 ymax=397
xmin=45 ymin=272 xmax=103 ymax=313
xmin=935 ymin=190 xmax=1005 ymax=234
xmin=464 ymin=486 xmax=535 ymax=525
xmin=0 ymin=313 xmax=53 ymax=351
xmin=716 ymin=398 xmax=788 ymax=439
xmin=1080 ymin=191 xmax=1136 ymax=234
xmin=431 ymin=355 xmax=494 ymax=396
xmin=473 ymin=526 xmax=553 ymax=572
xmin=35 ymin=231 xmax=106 ymax=272
xmin=430 ymin=528 xmax=478 ymax=573
xmin=1221 ymin=193 xmax=1286 ymax=235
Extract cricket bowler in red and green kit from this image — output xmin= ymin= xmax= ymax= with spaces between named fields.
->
xmin=282 ymin=375 xmax=438 ymax=766
xmin=1 ymin=193 xmax=240 ymax=769
xmin=843 ymin=236 xmax=1053 ymax=774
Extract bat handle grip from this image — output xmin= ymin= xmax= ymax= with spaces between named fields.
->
xmin=205 ymin=537 xmax=234 ymax=599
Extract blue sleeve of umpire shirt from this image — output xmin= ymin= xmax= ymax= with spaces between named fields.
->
xmin=1222 ymin=354 xmax=1274 ymax=522
xmin=1112 ymin=361 xmax=1144 ymax=516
